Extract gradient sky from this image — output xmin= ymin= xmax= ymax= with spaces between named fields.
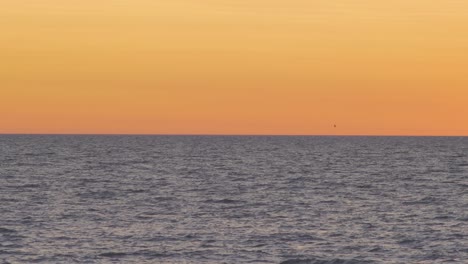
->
xmin=1 ymin=0 xmax=467 ymax=135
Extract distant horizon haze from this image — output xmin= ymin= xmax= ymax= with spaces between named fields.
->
xmin=0 ymin=133 xmax=467 ymax=137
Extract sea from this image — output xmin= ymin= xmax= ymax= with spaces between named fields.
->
xmin=0 ymin=135 xmax=467 ymax=264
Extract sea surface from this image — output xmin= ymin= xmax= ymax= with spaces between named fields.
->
xmin=0 ymin=135 xmax=467 ymax=264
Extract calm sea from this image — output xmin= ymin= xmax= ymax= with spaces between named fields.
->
xmin=0 ymin=135 xmax=467 ymax=263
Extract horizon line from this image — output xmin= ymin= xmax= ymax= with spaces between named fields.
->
xmin=0 ymin=133 xmax=467 ymax=137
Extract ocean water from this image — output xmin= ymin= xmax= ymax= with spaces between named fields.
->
xmin=0 ymin=135 xmax=467 ymax=264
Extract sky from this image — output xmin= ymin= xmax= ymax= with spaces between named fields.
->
xmin=1 ymin=0 xmax=467 ymax=135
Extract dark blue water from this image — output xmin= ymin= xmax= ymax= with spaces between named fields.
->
xmin=0 ymin=135 xmax=467 ymax=263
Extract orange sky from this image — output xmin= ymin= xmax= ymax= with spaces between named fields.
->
xmin=1 ymin=0 xmax=467 ymax=135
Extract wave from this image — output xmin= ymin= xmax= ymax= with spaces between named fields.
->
xmin=280 ymin=258 xmax=374 ymax=264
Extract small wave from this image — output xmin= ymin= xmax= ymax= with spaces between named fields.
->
xmin=125 ymin=189 xmax=146 ymax=194
xmin=0 ymin=228 xmax=16 ymax=234
xmin=23 ymin=152 xmax=54 ymax=157
xmin=433 ymin=215 xmax=453 ymax=220
xmin=99 ymin=250 xmax=166 ymax=258
xmin=19 ymin=184 xmax=41 ymax=189
xmin=368 ymin=246 xmax=384 ymax=252
xmin=398 ymin=239 xmax=417 ymax=245
xmin=280 ymin=258 xmax=374 ymax=264
xmin=135 ymin=250 xmax=167 ymax=258
xmin=151 ymin=196 xmax=175 ymax=202
xmin=319 ymin=200 xmax=338 ymax=204
xmin=4 ymin=184 xmax=41 ymax=189
xmin=206 ymin=199 xmax=242 ymax=204
xmin=99 ymin=252 xmax=128 ymax=258
xmin=402 ymin=196 xmax=437 ymax=205
xmin=79 ymin=190 xmax=117 ymax=199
